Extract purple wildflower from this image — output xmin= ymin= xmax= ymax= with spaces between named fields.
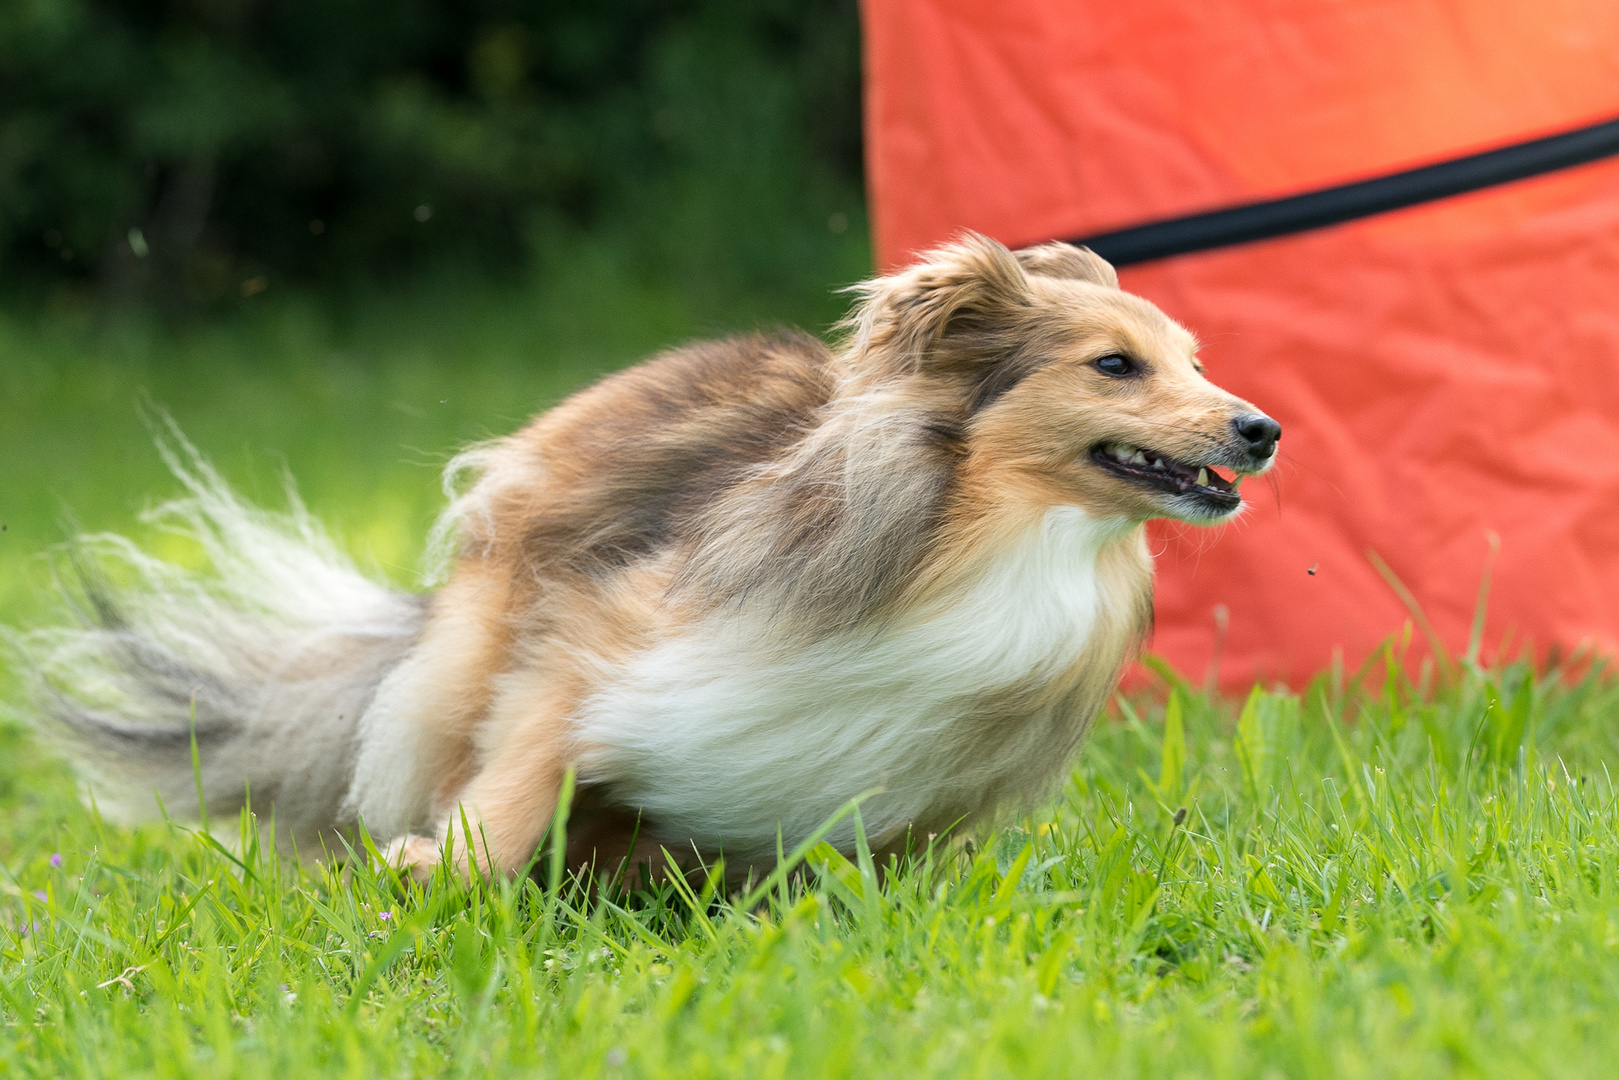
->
xmin=49 ymin=854 xmax=62 ymax=868
xmin=378 ymin=910 xmax=393 ymax=922
xmin=31 ymin=891 xmax=46 ymax=902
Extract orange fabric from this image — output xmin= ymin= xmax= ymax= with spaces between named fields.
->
xmin=863 ymin=0 xmax=1619 ymax=685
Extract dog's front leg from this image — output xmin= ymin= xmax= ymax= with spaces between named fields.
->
xmin=384 ymin=756 xmax=569 ymax=883
xmin=386 ymin=663 xmax=575 ymax=882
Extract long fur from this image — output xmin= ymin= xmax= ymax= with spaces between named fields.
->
xmin=4 ymin=421 xmax=423 ymax=850
xmin=5 ymin=235 xmax=1278 ymax=880
xmin=574 ymin=507 xmax=1144 ymax=859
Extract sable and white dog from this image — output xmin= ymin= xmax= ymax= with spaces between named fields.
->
xmin=10 ymin=235 xmax=1278 ymax=882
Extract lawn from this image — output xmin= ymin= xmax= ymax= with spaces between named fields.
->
xmin=3 ymin=277 xmax=1619 ymax=1078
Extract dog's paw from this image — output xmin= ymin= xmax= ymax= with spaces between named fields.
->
xmin=380 ymin=833 xmax=443 ymax=883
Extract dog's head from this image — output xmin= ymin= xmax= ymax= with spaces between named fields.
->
xmin=844 ymin=233 xmax=1279 ymax=524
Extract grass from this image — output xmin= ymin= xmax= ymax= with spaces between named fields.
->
xmin=5 ymin=273 xmax=1619 ymax=1077
xmin=6 ymin=646 xmax=1619 ymax=1077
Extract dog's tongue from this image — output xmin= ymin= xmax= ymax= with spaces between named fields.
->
xmin=1170 ymin=459 xmax=1238 ymax=493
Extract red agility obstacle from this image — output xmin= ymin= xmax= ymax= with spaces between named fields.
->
xmin=862 ymin=0 xmax=1619 ymax=685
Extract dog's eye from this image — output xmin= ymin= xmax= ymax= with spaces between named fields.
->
xmin=1094 ymin=354 xmax=1136 ymax=377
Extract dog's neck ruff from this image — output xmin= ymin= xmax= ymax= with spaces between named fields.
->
xmin=573 ymin=506 xmax=1147 ymax=860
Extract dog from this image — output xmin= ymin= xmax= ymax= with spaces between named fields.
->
xmin=8 ymin=234 xmax=1278 ymax=884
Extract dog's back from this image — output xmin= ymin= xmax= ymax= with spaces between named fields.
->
xmin=452 ymin=329 xmax=839 ymax=581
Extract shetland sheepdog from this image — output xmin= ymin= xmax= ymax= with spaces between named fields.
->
xmin=8 ymin=234 xmax=1278 ymax=883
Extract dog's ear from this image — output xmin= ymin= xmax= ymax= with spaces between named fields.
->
xmin=843 ymin=232 xmax=1033 ymax=378
xmin=1014 ymin=242 xmax=1118 ymax=288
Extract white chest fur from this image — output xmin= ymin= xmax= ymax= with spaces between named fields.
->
xmin=573 ymin=506 xmax=1139 ymax=859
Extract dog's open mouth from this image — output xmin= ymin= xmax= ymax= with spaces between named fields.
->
xmin=1091 ymin=442 xmax=1242 ymax=510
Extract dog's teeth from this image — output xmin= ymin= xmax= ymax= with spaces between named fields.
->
xmin=1197 ymin=468 xmax=1209 ymax=486
xmin=1130 ymin=450 xmax=1148 ymax=465
xmin=1151 ymin=458 xmax=1165 ymax=470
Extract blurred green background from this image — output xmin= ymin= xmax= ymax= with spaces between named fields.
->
xmin=0 ymin=0 xmax=871 ymax=624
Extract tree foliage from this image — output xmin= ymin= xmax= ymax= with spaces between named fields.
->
xmin=0 ymin=0 xmax=864 ymax=306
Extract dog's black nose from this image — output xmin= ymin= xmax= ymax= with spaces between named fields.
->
xmin=1233 ymin=413 xmax=1281 ymax=457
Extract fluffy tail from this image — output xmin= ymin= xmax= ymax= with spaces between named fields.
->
xmin=3 ymin=421 xmax=426 ymax=851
